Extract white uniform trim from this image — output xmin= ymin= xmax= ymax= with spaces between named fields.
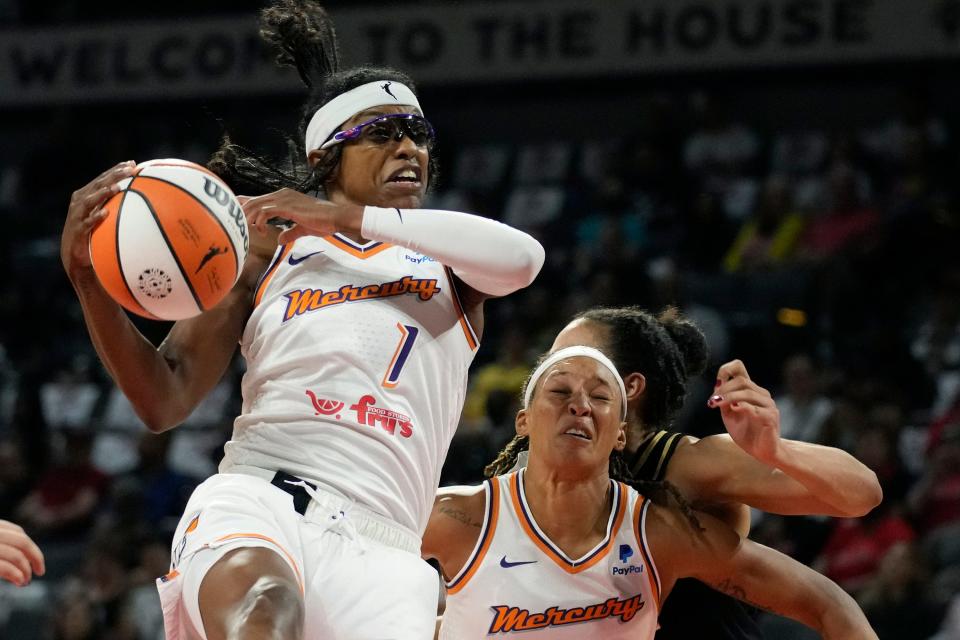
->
xmin=638 ymin=498 xmax=663 ymax=598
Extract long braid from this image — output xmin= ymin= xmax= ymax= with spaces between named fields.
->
xmin=576 ymin=306 xmax=708 ymax=432
xmin=208 ymin=135 xmax=329 ymax=197
xmin=484 ymin=434 xmax=528 ymax=478
xmin=260 ymin=0 xmax=340 ymax=87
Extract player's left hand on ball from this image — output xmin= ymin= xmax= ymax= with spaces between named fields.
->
xmin=707 ymin=359 xmax=782 ymax=464
xmin=0 ymin=520 xmax=45 ymax=587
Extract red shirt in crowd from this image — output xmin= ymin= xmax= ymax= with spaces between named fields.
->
xmin=820 ymin=514 xmax=915 ymax=592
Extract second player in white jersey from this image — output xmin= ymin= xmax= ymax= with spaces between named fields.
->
xmin=423 ymin=347 xmax=879 ymax=640
xmin=226 ymin=231 xmax=479 ymax=534
xmin=440 ymin=470 xmax=659 ymax=639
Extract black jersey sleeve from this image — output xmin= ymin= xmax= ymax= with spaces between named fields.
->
xmin=628 ymin=430 xmax=684 ymax=482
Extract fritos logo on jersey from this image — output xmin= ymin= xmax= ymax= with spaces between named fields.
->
xmin=351 ymin=394 xmax=414 ymax=438
xmin=282 ymin=276 xmax=440 ymax=322
xmin=487 ymin=594 xmax=646 ymax=634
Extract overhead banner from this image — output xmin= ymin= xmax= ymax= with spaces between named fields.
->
xmin=2 ymin=0 xmax=958 ymax=105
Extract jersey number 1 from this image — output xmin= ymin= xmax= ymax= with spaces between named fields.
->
xmin=382 ymin=323 xmax=419 ymax=388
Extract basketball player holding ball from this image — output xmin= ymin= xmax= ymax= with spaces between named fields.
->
xmin=60 ymin=3 xmax=543 ymax=640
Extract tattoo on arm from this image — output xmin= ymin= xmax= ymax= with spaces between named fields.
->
xmin=438 ymin=504 xmax=482 ymax=528
xmin=714 ymin=578 xmax=786 ymax=617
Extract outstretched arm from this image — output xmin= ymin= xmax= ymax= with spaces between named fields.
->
xmin=670 ymin=360 xmax=881 ymax=517
xmin=243 ymin=192 xmax=545 ymax=299
xmin=648 ymin=505 xmax=878 ymax=640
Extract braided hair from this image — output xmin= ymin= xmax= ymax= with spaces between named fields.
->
xmin=208 ymin=0 xmax=439 ymax=196
xmin=576 ymin=306 xmax=708 ymax=432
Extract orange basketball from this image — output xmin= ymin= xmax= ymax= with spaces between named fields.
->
xmin=90 ymin=159 xmax=249 ymax=321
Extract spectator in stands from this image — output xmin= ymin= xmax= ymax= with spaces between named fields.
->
xmin=123 ymin=430 xmax=200 ymax=530
xmin=775 ymin=353 xmax=834 ymax=443
xmin=908 ymin=423 xmax=960 ymax=534
xmin=909 ymin=423 xmax=960 ymax=573
xmin=816 ymin=504 xmax=916 ymax=594
xmin=683 ymin=92 xmax=760 ymax=195
xmin=0 ymin=438 xmax=31 ymax=516
xmin=723 ymin=175 xmax=805 ymax=273
xmin=461 ymin=328 xmax=531 ymax=426
xmin=126 ymin=539 xmax=170 ymax=639
xmin=933 ymin=594 xmax=960 ymax=640
xmin=39 ymin=356 xmax=100 ymax=430
xmin=15 ymin=429 xmax=108 ymax=540
xmin=855 ymin=409 xmax=913 ymax=503
xmin=910 ymin=276 xmax=960 ymax=387
xmin=858 ymin=542 xmax=945 ymax=640
xmin=797 ymin=162 xmax=880 ymax=262
xmin=679 ymin=191 xmax=737 ymax=271
xmin=49 ymin=580 xmax=104 ymax=640
xmin=860 ymin=87 xmax=949 ymax=177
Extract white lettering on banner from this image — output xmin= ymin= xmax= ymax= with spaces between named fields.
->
xmin=0 ymin=17 xmax=300 ymax=105
xmin=1 ymin=0 xmax=958 ymax=105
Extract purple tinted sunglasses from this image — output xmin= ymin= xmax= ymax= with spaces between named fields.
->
xmin=320 ymin=113 xmax=436 ymax=150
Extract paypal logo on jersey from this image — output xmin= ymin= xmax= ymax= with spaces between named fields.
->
xmin=404 ymin=253 xmax=436 ymax=265
xmin=612 ymin=544 xmax=644 ymax=576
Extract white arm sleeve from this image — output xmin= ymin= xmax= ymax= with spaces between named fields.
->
xmin=361 ymin=206 xmax=545 ymax=297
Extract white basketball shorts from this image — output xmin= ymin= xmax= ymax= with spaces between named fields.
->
xmin=156 ymin=472 xmax=439 ymax=640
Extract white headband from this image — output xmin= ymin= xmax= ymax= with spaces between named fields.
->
xmin=523 ymin=346 xmax=628 ymax=421
xmin=304 ymin=81 xmax=422 ymax=158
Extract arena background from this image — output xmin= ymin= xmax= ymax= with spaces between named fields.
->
xmin=1 ymin=0 xmax=959 ymax=637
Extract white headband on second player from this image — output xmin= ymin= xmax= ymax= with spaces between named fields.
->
xmin=303 ymin=80 xmax=422 ymax=158
xmin=523 ymin=346 xmax=628 ymax=421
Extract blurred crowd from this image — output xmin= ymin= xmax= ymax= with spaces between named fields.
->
xmin=0 ymin=59 xmax=957 ymax=639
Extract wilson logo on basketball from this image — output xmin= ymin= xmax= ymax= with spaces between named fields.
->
xmin=203 ymin=177 xmax=250 ymax=253
xmin=305 ymin=390 xmax=344 ymax=419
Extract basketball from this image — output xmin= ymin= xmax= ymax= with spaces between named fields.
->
xmin=89 ymin=159 xmax=250 ymax=321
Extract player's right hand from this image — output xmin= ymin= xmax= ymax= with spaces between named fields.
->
xmin=0 ymin=520 xmax=44 ymax=587
xmin=61 ymin=161 xmax=137 ymax=273
xmin=709 ymin=359 xmax=781 ymax=465
xmin=242 ymin=188 xmax=364 ymax=243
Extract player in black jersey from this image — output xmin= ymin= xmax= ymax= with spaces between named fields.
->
xmin=538 ymin=306 xmax=882 ymax=639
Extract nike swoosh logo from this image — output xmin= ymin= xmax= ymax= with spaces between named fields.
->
xmin=500 ymin=556 xmax=537 ymax=569
xmin=288 ymin=250 xmax=324 ymax=266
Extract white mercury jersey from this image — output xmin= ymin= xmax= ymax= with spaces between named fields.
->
xmin=441 ymin=469 xmax=661 ymax=639
xmin=220 ymin=233 xmax=479 ymax=534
